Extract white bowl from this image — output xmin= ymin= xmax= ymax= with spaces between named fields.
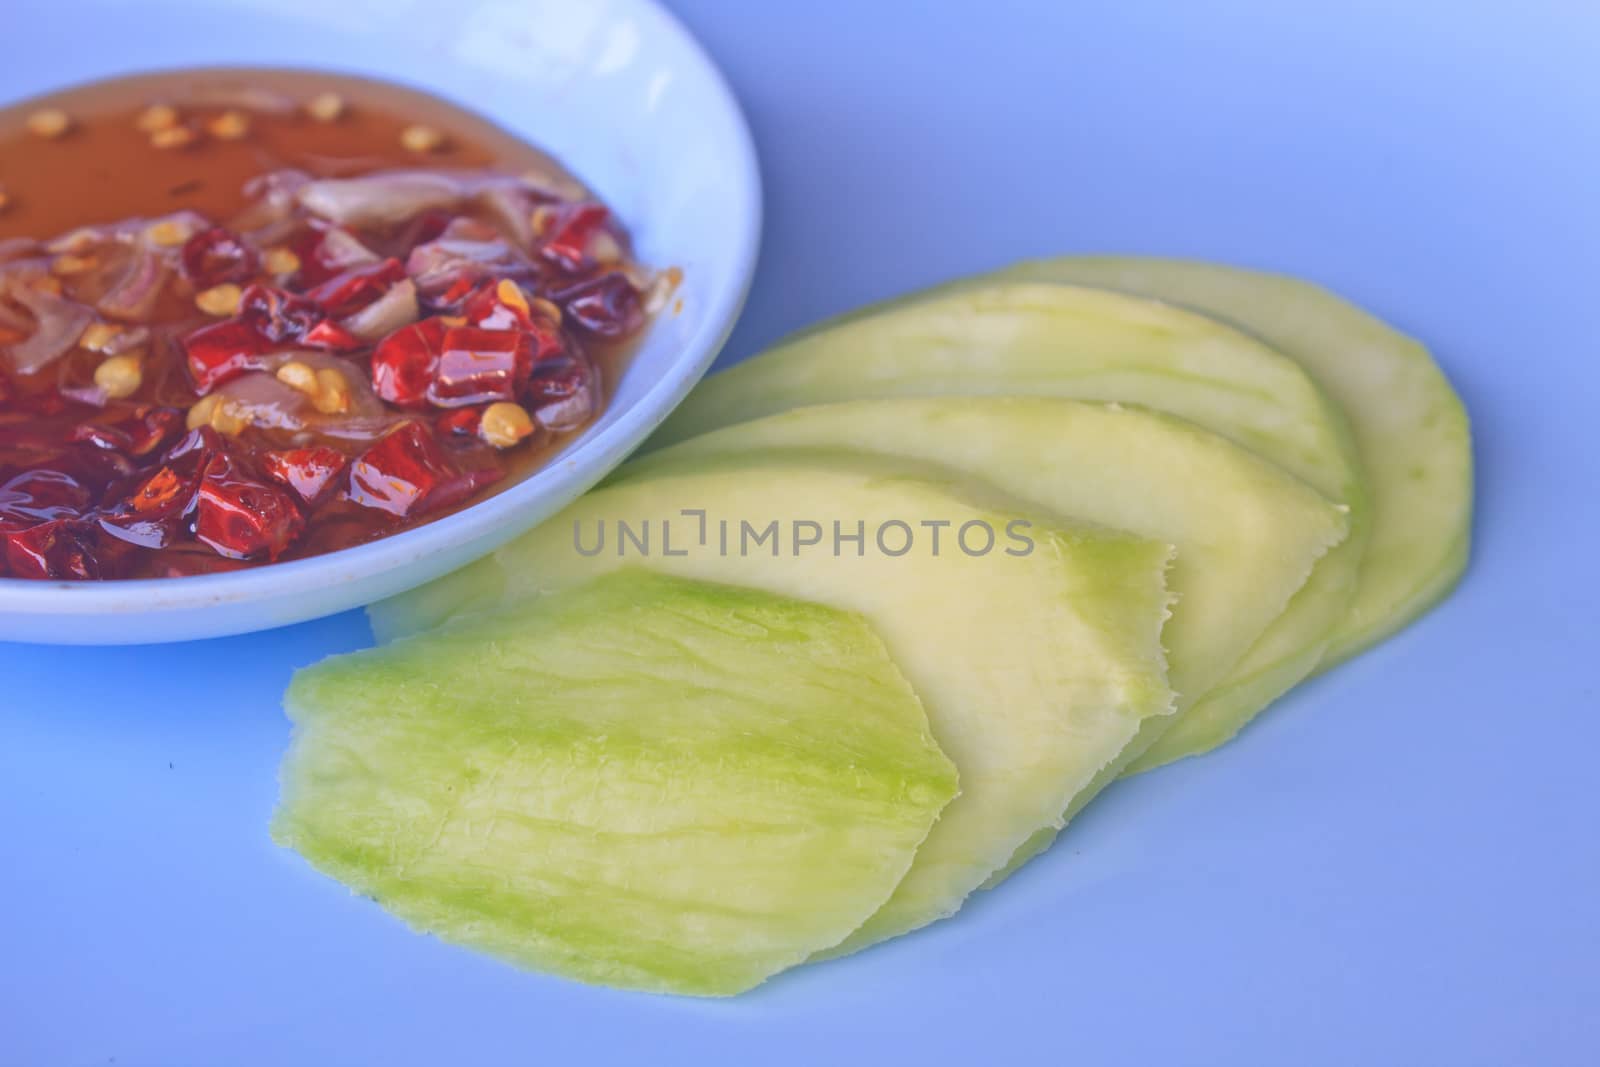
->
xmin=0 ymin=0 xmax=760 ymax=644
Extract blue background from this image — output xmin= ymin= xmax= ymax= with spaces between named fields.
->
xmin=4 ymin=1 xmax=1598 ymax=1063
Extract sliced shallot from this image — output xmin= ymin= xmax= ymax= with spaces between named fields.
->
xmin=4 ymin=284 xmax=94 ymax=374
xmin=296 ymin=171 xmax=466 ymax=227
xmin=341 ymin=278 xmax=418 ymax=340
xmin=96 ymin=247 xmax=170 ymax=322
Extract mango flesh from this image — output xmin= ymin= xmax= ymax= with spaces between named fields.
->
xmin=371 ymin=454 xmax=1176 ymax=953
xmin=275 ymin=570 xmax=959 ymax=997
xmin=647 ymin=283 xmax=1369 ymax=769
xmin=616 ymin=397 xmax=1348 ymax=769
xmin=996 ymin=257 xmax=1472 ymax=665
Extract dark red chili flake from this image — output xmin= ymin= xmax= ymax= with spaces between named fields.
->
xmin=4 ymin=520 xmax=107 ymax=580
xmin=96 ymin=427 xmax=222 ymax=549
xmin=65 ymin=408 xmax=183 ymax=465
xmin=194 ymin=458 xmax=305 ymax=561
xmin=554 ymin=271 xmax=643 ymax=339
xmin=0 ymin=469 xmax=93 ymax=530
xmin=539 ymin=202 xmax=612 ymax=273
xmin=350 ymin=415 xmax=467 ymax=518
xmin=99 ymin=468 xmax=195 ymax=549
xmin=370 ymin=318 xmax=448 ymax=409
xmin=237 ymin=284 xmax=328 ymax=344
xmin=262 ymin=446 xmax=348 ymax=505
xmin=524 ymin=352 xmax=596 ymax=430
xmin=180 ymin=226 xmax=260 ymax=289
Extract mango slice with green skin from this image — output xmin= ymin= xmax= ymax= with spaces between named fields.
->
xmin=648 ymin=283 xmax=1369 ymax=769
xmin=615 ymin=397 xmax=1348 ymax=774
xmin=372 ymin=455 xmax=1175 ymax=953
xmin=276 ymin=570 xmax=958 ymax=997
xmin=994 ymin=257 xmax=1472 ymax=665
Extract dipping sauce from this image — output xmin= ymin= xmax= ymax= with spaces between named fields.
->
xmin=0 ymin=69 xmax=666 ymax=580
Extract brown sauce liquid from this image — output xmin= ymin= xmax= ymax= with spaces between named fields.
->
xmin=0 ymin=68 xmax=565 ymax=239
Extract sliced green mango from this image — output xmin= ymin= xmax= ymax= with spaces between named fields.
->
xmin=995 ymin=257 xmax=1471 ymax=664
xmin=648 ymin=283 xmax=1370 ymax=768
xmin=275 ymin=570 xmax=958 ymax=997
xmin=616 ymin=397 xmax=1347 ymax=760
xmin=372 ymin=455 xmax=1175 ymax=953
xmin=615 ymin=399 xmax=1346 ymax=882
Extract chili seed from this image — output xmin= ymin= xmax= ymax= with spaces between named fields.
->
xmin=312 ymin=368 xmax=352 ymax=415
xmin=399 ymin=124 xmax=446 ymax=153
xmin=195 ymin=283 xmax=243 ymax=317
xmin=26 ymin=109 xmax=71 ymax=139
xmin=50 ymin=254 xmax=97 ymax=277
xmin=208 ymin=110 xmax=251 ymax=140
xmin=589 ymin=231 xmax=622 ymax=265
xmin=144 ymin=219 xmax=195 ymax=247
xmin=306 ymin=92 xmax=345 ymax=122
xmin=480 ymin=402 xmax=535 ymax=448
xmin=263 ymin=247 xmax=301 ymax=276
xmin=275 ymin=361 xmax=319 ymax=397
xmin=150 ymin=125 xmax=199 ymax=150
xmin=136 ymin=104 xmax=180 ymax=132
xmin=94 ymin=354 xmax=144 ymax=400
xmin=79 ymin=323 xmax=123 ymax=352
xmin=208 ymin=398 xmax=249 ymax=437
xmin=496 ymin=278 xmax=530 ymax=316
xmin=186 ymin=395 xmax=221 ymax=430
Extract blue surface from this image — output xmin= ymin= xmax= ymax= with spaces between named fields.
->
xmin=3 ymin=0 xmax=1598 ymax=1063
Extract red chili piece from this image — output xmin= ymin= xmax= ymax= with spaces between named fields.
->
xmin=305 ymin=258 xmax=408 ymax=317
xmin=180 ymin=226 xmax=260 ymax=288
xmin=0 ymin=469 xmax=92 ymax=530
xmin=194 ymin=455 xmax=305 ymax=561
xmin=96 ymin=427 xmax=221 ymax=549
xmin=183 ymin=284 xmax=363 ymax=392
xmin=348 ymin=420 xmax=499 ymax=518
xmin=539 ymin=202 xmax=612 ymax=273
xmin=370 ymin=318 xmax=448 ymax=409
xmin=427 ymin=326 xmax=533 ymax=407
xmin=4 ymin=520 xmax=106 ymax=580
xmin=261 ymin=446 xmax=348 ymax=505
xmin=554 ymin=271 xmax=643 ymax=339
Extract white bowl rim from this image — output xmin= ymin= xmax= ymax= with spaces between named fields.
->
xmin=0 ymin=0 xmax=761 ymax=623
